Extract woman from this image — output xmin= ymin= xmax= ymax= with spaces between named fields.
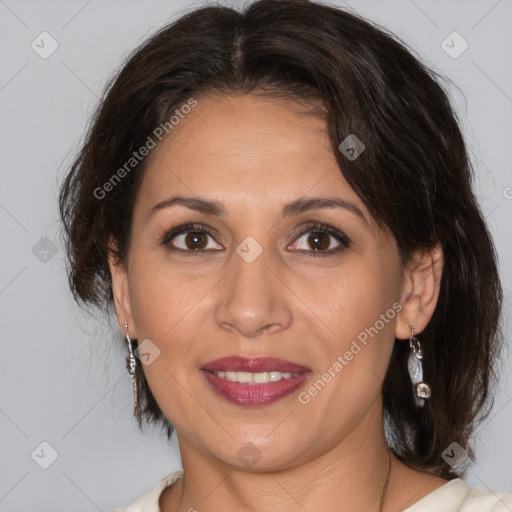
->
xmin=58 ymin=0 xmax=512 ymax=510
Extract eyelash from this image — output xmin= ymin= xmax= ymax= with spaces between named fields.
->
xmin=160 ymin=221 xmax=350 ymax=258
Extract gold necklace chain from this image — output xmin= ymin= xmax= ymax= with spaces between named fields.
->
xmin=379 ymin=452 xmax=393 ymax=512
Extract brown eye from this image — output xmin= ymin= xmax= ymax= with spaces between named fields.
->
xmin=307 ymin=232 xmax=331 ymax=251
xmin=288 ymin=222 xmax=350 ymax=257
xmin=183 ymin=232 xmax=208 ymax=250
xmin=162 ymin=223 xmax=223 ymax=252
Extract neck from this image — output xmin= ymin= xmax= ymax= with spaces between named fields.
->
xmin=164 ymin=405 xmax=396 ymax=512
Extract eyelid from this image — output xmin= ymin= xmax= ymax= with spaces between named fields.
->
xmin=160 ymin=222 xmax=221 ymax=248
xmin=291 ymin=222 xmax=350 ymax=247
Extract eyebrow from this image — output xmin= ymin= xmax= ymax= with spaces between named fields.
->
xmin=148 ymin=195 xmax=368 ymax=225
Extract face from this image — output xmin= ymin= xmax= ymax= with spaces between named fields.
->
xmin=111 ymin=93 xmax=407 ymax=470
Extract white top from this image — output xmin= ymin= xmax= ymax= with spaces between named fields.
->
xmin=112 ymin=469 xmax=512 ymax=511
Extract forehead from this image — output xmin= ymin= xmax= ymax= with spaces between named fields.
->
xmin=136 ymin=93 xmax=368 ymax=220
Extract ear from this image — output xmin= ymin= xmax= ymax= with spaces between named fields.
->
xmin=395 ymin=244 xmax=443 ymax=340
xmin=108 ymin=235 xmax=137 ymax=339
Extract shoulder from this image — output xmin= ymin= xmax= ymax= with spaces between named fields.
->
xmin=461 ymin=485 xmax=512 ymax=512
xmin=404 ymin=478 xmax=512 ymax=512
xmin=111 ymin=469 xmax=184 ymax=512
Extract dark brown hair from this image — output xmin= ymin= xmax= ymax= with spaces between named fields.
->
xmin=58 ymin=0 xmax=503 ymax=479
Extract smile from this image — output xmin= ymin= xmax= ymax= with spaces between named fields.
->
xmin=200 ymin=356 xmax=311 ymax=406
xmin=212 ymin=370 xmax=300 ymax=384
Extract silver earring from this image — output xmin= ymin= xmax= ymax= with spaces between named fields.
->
xmin=125 ymin=321 xmax=140 ymax=417
xmin=407 ymin=327 xmax=431 ymax=406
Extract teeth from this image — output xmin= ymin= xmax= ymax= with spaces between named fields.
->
xmin=213 ymin=370 xmax=298 ymax=384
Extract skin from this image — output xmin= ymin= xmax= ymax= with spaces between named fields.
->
xmin=109 ymin=93 xmax=446 ymax=511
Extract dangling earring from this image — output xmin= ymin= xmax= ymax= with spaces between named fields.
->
xmin=407 ymin=326 xmax=431 ymax=406
xmin=125 ymin=321 xmax=140 ymax=417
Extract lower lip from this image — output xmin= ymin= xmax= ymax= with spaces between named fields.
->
xmin=201 ymin=370 xmax=311 ymax=406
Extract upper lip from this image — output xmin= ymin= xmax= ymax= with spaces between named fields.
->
xmin=201 ymin=356 xmax=311 ymax=374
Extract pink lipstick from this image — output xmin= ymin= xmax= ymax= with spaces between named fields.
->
xmin=200 ymin=356 xmax=311 ymax=406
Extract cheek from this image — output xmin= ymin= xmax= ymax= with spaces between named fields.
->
xmin=127 ymin=253 xmax=213 ymax=414
xmin=308 ymin=259 xmax=398 ymax=339
xmin=305 ymin=260 xmax=400 ymax=396
xmin=128 ymin=249 xmax=206 ymax=340
xmin=299 ymin=275 xmax=401 ymax=436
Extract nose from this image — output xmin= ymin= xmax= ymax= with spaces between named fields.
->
xmin=214 ymin=240 xmax=293 ymax=338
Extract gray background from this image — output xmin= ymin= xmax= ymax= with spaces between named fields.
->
xmin=0 ymin=0 xmax=511 ymax=510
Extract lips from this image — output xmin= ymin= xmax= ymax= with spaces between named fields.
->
xmin=200 ymin=356 xmax=311 ymax=406
xmin=201 ymin=356 xmax=310 ymax=374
